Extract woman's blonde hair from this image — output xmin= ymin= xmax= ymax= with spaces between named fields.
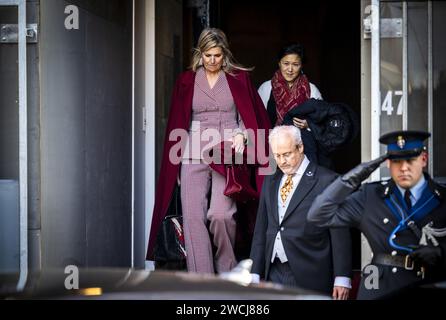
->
xmin=190 ymin=28 xmax=253 ymax=74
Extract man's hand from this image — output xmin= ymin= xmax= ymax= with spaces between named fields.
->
xmin=332 ymin=286 xmax=350 ymax=300
xmin=410 ymin=244 xmax=443 ymax=267
xmin=341 ymin=154 xmax=388 ymax=189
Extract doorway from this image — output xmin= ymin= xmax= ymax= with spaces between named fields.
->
xmin=211 ymin=0 xmax=362 ymax=174
xmin=142 ymin=0 xmax=362 ymax=269
xmin=211 ymin=0 xmax=362 ymax=269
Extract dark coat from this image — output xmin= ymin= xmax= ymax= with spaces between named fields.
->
xmin=283 ymin=98 xmax=359 ymax=169
xmin=250 ymin=162 xmax=352 ymax=294
xmin=308 ymin=174 xmax=446 ymax=299
xmin=146 ymin=70 xmax=271 ymax=260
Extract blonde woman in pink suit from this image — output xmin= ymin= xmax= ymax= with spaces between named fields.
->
xmin=146 ymin=28 xmax=271 ymax=274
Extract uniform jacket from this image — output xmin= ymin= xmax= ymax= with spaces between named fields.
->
xmin=250 ymin=162 xmax=352 ymax=294
xmin=308 ymin=173 xmax=446 ymax=299
xmin=146 ymin=69 xmax=271 ymax=260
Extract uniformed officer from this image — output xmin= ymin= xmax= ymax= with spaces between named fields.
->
xmin=308 ymin=130 xmax=446 ymax=299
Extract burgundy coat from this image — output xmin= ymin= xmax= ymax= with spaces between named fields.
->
xmin=146 ymin=69 xmax=271 ymax=260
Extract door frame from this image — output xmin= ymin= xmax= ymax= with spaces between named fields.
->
xmin=132 ymin=0 xmax=156 ymax=270
xmin=0 ymin=0 xmax=28 ymax=290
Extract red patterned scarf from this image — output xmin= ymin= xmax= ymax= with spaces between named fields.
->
xmin=271 ymin=70 xmax=311 ymax=125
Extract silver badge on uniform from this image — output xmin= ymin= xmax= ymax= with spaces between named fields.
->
xmin=306 ymin=171 xmax=313 ymax=177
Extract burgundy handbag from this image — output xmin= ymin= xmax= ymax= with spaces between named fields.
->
xmin=223 ymin=164 xmax=258 ymax=202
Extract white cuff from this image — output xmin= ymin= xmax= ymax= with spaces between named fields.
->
xmin=232 ymin=128 xmax=244 ymax=136
xmin=250 ymin=273 xmax=260 ymax=284
xmin=334 ymin=276 xmax=351 ymax=289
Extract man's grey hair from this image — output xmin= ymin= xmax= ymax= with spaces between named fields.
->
xmin=269 ymin=125 xmax=302 ymax=146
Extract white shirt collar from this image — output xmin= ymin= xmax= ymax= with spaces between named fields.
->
xmin=294 ymin=155 xmax=310 ymax=176
xmin=281 ymin=155 xmax=310 ymax=180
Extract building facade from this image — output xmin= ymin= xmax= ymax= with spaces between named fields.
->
xmin=0 ymin=0 xmax=445 ymax=289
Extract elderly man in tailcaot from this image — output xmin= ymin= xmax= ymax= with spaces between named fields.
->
xmin=250 ymin=125 xmax=352 ymax=300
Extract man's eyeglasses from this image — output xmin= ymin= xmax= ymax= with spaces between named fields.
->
xmin=273 ymin=145 xmax=300 ymax=161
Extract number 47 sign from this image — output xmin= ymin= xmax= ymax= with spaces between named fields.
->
xmin=381 ymin=90 xmax=403 ymax=116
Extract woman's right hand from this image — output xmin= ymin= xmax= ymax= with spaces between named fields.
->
xmin=231 ymin=133 xmax=246 ymax=154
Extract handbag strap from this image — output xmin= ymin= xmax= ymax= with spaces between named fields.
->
xmin=175 ymin=184 xmax=182 ymax=215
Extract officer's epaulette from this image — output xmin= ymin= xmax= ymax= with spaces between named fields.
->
xmin=430 ymin=177 xmax=445 ymax=200
xmin=365 ymin=180 xmax=383 ymax=185
xmin=376 ymin=178 xmax=393 ymax=198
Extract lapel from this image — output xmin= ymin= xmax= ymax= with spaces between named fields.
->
xmin=213 ymin=71 xmax=227 ymax=96
xmin=381 ymin=180 xmax=405 ymax=222
xmin=282 ymin=162 xmax=318 ymax=222
xmin=226 ymin=72 xmax=253 ymax=128
xmin=195 ymin=68 xmax=219 ymax=101
xmin=270 ymin=170 xmax=283 ymax=225
xmin=412 ymin=185 xmax=440 ymax=224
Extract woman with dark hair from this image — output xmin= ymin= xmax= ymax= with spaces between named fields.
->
xmin=146 ymin=28 xmax=270 ymax=274
xmin=258 ymin=44 xmax=324 ymax=166
xmin=258 ymin=43 xmax=322 ymax=127
xmin=258 ymin=43 xmax=357 ymax=169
